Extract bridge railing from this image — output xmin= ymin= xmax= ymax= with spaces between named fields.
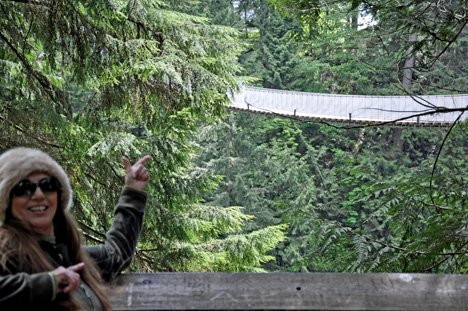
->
xmin=229 ymin=86 xmax=468 ymax=127
xmin=109 ymin=272 xmax=468 ymax=310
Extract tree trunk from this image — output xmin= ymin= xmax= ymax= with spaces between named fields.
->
xmin=351 ymin=11 xmax=358 ymax=30
xmin=393 ymin=128 xmax=403 ymax=152
xmin=226 ymin=114 xmax=231 ymax=207
xmin=403 ymin=31 xmax=418 ymax=91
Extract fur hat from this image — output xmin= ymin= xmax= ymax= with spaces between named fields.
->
xmin=0 ymin=147 xmax=72 ymax=226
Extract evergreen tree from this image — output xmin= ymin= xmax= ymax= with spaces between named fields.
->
xmin=0 ymin=0 xmax=285 ymax=272
xmin=268 ymin=0 xmax=468 ymax=95
xmin=237 ymin=0 xmax=301 ymax=89
xmin=192 ymin=0 xmax=468 ymax=273
xmin=194 ymin=112 xmax=315 ymax=270
xmin=188 ymin=0 xmax=243 ymax=28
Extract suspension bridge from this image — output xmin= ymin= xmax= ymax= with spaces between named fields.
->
xmin=229 ymin=86 xmax=468 ymax=127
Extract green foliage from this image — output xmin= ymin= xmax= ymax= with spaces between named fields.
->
xmin=340 ymin=169 xmax=468 ymax=273
xmin=187 ymin=0 xmax=243 ymax=28
xmin=277 ymin=125 xmax=468 ymax=273
xmin=0 ymin=0 xmax=287 ymax=272
xmin=3 ymin=0 xmax=468 ymax=274
xmin=189 ymin=0 xmax=468 ymax=274
xmin=235 ymin=0 xmax=302 ymax=89
xmin=194 ymin=106 xmax=468 ymax=272
xmin=267 ymin=0 xmax=468 ymax=94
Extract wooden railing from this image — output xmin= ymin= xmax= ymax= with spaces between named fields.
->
xmin=109 ymin=272 xmax=468 ymax=310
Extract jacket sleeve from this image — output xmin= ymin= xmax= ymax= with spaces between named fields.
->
xmin=86 ymin=187 xmax=147 ymax=281
xmin=0 ymin=271 xmax=56 ymax=307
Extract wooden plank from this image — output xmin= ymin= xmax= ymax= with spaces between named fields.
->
xmin=108 ymin=272 xmax=468 ymax=311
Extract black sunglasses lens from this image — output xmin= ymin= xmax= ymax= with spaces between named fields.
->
xmin=11 ymin=181 xmax=37 ymax=197
xmin=38 ymin=178 xmax=60 ymax=193
xmin=11 ymin=178 xmax=60 ymax=197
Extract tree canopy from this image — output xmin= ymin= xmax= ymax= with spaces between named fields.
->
xmin=267 ymin=0 xmax=468 ymax=94
xmin=191 ymin=0 xmax=468 ymax=273
xmin=0 ymin=0 xmax=286 ymax=272
xmin=2 ymin=0 xmax=468 ymax=274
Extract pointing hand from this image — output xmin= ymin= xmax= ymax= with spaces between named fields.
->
xmin=53 ymin=262 xmax=85 ymax=294
xmin=122 ymin=155 xmax=151 ymax=191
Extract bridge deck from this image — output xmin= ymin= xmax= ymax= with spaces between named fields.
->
xmin=229 ymin=86 xmax=468 ymax=127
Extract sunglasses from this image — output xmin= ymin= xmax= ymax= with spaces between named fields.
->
xmin=10 ymin=178 xmax=61 ymax=197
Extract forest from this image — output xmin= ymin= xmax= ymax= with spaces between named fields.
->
xmin=1 ymin=0 xmax=468 ymax=274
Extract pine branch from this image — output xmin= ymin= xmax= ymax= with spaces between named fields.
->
xmin=106 ymin=159 xmax=125 ymax=185
xmin=409 ymin=196 xmax=451 ymax=211
xmin=315 ymin=212 xmax=468 ymax=259
xmin=138 ymin=248 xmax=160 ymax=252
xmin=82 ymin=231 xmax=105 ymax=244
xmin=369 ymin=175 xmax=451 ymax=211
xmin=77 ymin=219 xmax=107 ymax=239
xmin=1 ymin=0 xmax=46 ymax=4
xmin=423 ymin=240 xmax=468 ymax=272
xmin=429 ymin=111 xmax=466 ymax=208
xmin=0 ymin=108 xmax=59 ymax=147
xmin=0 ymin=29 xmax=72 ymax=118
xmin=425 ymin=19 xmax=468 ymax=69
xmin=135 ymin=250 xmax=155 ymax=272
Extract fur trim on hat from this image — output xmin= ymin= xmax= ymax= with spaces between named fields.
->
xmin=0 ymin=147 xmax=72 ymax=226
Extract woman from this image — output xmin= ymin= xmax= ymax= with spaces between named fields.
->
xmin=0 ymin=147 xmax=151 ymax=310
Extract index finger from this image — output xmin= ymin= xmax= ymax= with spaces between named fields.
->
xmin=68 ymin=262 xmax=85 ymax=272
xmin=135 ymin=155 xmax=151 ymax=166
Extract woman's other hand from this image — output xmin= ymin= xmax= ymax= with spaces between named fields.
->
xmin=52 ymin=262 xmax=85 ymax=294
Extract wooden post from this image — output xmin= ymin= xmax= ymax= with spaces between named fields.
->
xmin=109 ymin=272 xmax=468 ymax=311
